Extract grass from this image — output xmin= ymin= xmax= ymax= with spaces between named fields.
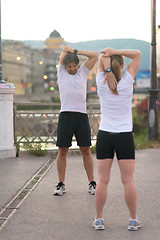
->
xmin=133 ymin=107 xmax=160 ymax=150
xmin=133 ymin=129 xmax=160 ymax=150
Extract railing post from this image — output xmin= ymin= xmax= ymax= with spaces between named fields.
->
xmin=0 ymin=86 xmax=16 ymax=158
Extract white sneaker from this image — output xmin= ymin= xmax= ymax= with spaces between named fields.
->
xmin=53 ymin=182 xmax=66 ymax=196
xmin=93 ymin=218 xmax=105 ymax=230
xmin=128 ymin=218 xmax=141 ymax=231
xmin=88 ymin=181 xmax=96 ymax=195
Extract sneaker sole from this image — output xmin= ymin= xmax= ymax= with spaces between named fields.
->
xmin=94 ymin=225 xmax=105 ymax=230
xmin=53 ymin=190 xmax=66 ymax=196
xmin=128 ymin=225 xmax=141 ymax=231
xmin=53 ymin=192 xmax=63 ymax=196
xmin=88 ymin=190 xmax=95 ymax=195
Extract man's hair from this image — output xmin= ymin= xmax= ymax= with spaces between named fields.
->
xmin=63 ymin=52 xmax=79 ymax=65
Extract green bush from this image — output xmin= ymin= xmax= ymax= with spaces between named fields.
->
xmin=23 ymin=139 xmax=48 ymax=156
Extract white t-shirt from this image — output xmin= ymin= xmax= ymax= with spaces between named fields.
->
xmin=57 ymin=64 xmax=90 ymax=113
xmin=96 ymin=71 xmax=134 ymax=132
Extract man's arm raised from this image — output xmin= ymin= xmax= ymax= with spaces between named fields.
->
xmin=59 ymin=46 xmax=74 ymax=65
xmin=76 ymin=50 xmax=98 ymax=70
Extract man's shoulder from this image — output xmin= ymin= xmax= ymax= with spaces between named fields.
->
xmin=58 ymin=63 xmax=65 ymax=71
xmin=78 ymin=64 xmax=90 ymax=74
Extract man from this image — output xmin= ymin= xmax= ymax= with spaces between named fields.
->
xmin=53 ymin=46 xmax=98 ymax=196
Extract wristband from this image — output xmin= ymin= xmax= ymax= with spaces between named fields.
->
xmin=105 ymin=67 xmax=112 ymax=73
xmin=74 ymin=49 xmax=78 ymax=54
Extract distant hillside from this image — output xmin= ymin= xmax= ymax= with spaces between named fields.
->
xmin=23 ymin=38 xmax=150 ymax=70
xmin=67 ymin=39 xmax=150 ymax=71
xmin=23 ymin=40 xmax=45 ymax=49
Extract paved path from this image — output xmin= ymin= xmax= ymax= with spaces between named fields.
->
xmin=0 ymin=149 xmax=160 ymax=240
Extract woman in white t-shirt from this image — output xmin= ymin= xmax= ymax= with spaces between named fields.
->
xmin=93 ymin=48 xmax=141 ymax=231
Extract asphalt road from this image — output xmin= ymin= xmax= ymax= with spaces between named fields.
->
xmin=0 ymin=148 xmax=160 ymax=240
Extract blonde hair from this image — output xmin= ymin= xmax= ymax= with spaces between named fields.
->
xmin=111 ymin=55 xmax=124 ymax=95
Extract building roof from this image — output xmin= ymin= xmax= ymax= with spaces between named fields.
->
xmin=49 ymin=30 xmax=61 ymax=38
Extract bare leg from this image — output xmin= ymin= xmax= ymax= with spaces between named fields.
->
xmin=118 ymin=160 xmax=137 ymax=219
xmin=95 ymin=159 xmax=113 ymax=218
xmin=56 ymin=147 xmax=69 ymax=183
xmin=79 ymin=146 xmax=94 ymax=182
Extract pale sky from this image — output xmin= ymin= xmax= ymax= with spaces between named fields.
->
xmin=2 ymin=0 xmax=160 ymax=43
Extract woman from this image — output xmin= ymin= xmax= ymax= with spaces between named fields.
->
xmin=93 ymin=48 xmax=141 ymax=231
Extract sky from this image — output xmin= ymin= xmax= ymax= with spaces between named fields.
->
xmin=1 ymin=0 xmax=160 ymax=43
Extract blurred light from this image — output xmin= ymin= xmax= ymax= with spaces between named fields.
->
xmin=43 ymin=75 xmax=48 ymax=80
xmin=90 ymin=87 xmax=96 ymax=92
xmin=39 ymin=60 xmax=44 ymax=65
xmin=88 ymin=74 xmax=92 ymax=80
xmin=50 ymin=87 xmax=54 ymax=91
xmin=56 ymin=64 xmax=59 ymax=68
xmin=22 ymin=82 xmax=27 ymax=88
xmin=49 ymin=80 xmax=54 ymax=87
xmin=16 ymin=56 xmax=21 ymax=61
xmin=93 ymin=68 xmax=97 ymax=74
xmin=44 ymin=83 xmax=48 ymax=88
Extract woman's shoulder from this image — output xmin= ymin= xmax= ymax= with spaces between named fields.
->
xmin=122 ymin=71 xmax=134 ymax=80
xmin=120 ymin=71 xmax=134 ymax=85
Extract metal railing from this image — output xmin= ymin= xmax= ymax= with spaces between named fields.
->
xmin=13 ymin=102 xmax=101 ymax=152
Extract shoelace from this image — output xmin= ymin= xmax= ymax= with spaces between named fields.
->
xmin=89 ymin=181 xmax=96 ymax=188
xmin=56 ymin=182 xmax=64 ymax=189
xmin=129 ymin=220 xmax=137 ymax=225
xmin=95 ymin=218 xmax=104 ymax=224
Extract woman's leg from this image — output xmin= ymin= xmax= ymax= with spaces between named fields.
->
xmin=118 ymin=160 xmax=137 ymax=219
xmin=95 ymin=158 xmax=113 ymax=219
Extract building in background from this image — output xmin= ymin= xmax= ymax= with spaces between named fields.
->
xmin=2 ymin=40 xmax=44 ymax=96
xmin=44 ymin=30 xmax=65 ymax=92
xmin=45 ymin=30 xmax=65 ymax=51
xmin=1 ymin=30 xmax=98 ymax=101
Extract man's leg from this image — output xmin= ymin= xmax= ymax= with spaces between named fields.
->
xmin=53 ymin=147 xmax=69 ymax=196
xmin=56 ymin=147 xmax=69 ymax=183
xmin=79 ymin=146 xmax=94 ymax=182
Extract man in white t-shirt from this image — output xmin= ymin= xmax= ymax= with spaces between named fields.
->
xmin=54 ymin=46 xmax=98 ymax=196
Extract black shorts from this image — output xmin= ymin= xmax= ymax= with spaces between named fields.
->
xmin=96 ymin=130 xmax=135 ymax=160
xmin=56 ymin=112 xmax=91 ymax=148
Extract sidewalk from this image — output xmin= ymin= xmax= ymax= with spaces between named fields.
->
xmin=0 ymin=148 xmax=160 ymax=240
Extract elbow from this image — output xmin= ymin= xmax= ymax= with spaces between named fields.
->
xmin=94 ymin=52 xmax=98 ymax=59
xmin=137 ymin=50 xmax=141 ymax=58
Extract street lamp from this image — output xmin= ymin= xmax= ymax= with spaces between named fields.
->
xmin=148 ymin=0 xmax=159 ymax=139
xmin=0 ymin=0 xmax=2 ymax=82
xmin=0 ymin=0 xmax=5 ymax=83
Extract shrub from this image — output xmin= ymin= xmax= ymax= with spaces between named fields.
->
xmin=23 ymin=139 xmax=48 ymax=156
xmin=133 ymin=98 xmax=149 ymax=134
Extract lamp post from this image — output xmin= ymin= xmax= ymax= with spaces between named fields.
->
xmin=0 ymin=0 xmax=5 ymax=83
xmin=148 ymin=0 xmax=159 ymax=139
xmin=0 ymin=0 xmax=2 ymax=82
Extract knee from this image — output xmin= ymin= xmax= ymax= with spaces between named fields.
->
xmin=121 ymin=175 xmax=134 ymax=185
xmin=58 ymin=148 xmax=68 ymax=156
xmin=80 ymin=147 xmax=91 ymax=156
xmin=99 ymin=176 xmax=110 ymax=186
